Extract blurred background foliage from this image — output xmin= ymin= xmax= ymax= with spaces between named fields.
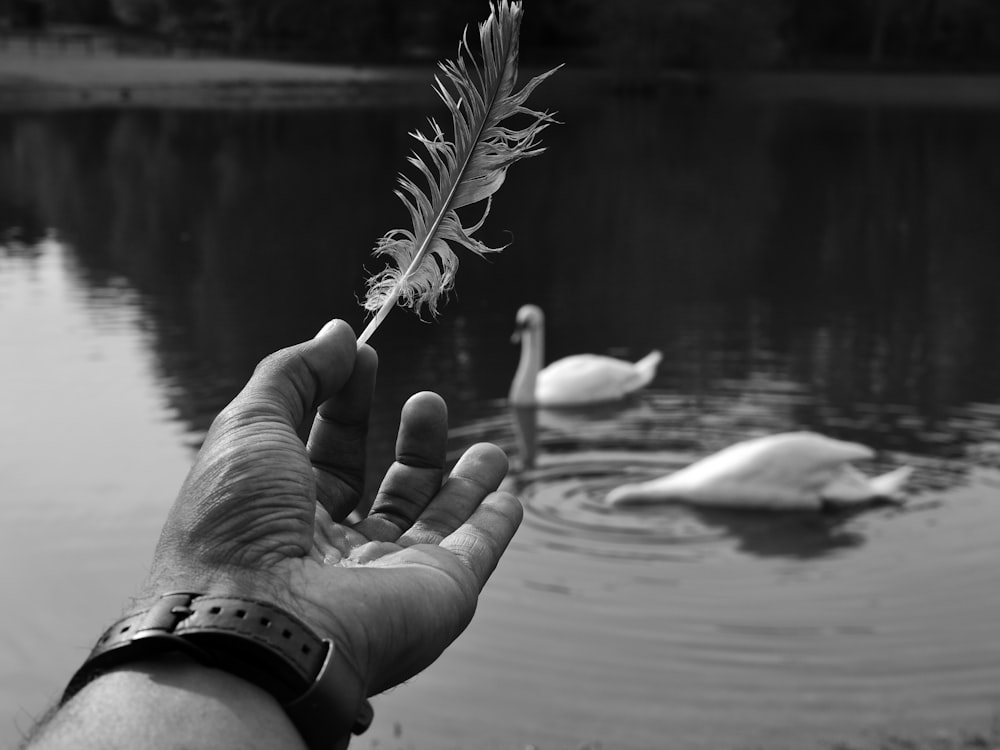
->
xmin=6 ymin=0 xmax=1000 ymax=69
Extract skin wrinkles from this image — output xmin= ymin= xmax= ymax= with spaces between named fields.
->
xmin=309 ymin=513 xmax=352 ymax=561
xmin=364 ymin=497 xmax=429 ymax=534
xmin=248 ymin=346 xmax=351 ymax=427
xmin=215 ymin=421 xmax=306 ymax=453
xmin=178 ymin=512 xmax=308 ymax=569
xmin=311 ymin=480 xmax=360 ymax=520
xmin=309 ymin=438 xmax=366 ymax=472
xmin=394 ymin=451 xmax=444 ymax=470
xmin=310 ymin=410 xmax=369 ymax=441
xmin=219 ymin=504 xmax=314 ymax=551
xmin=32 ymin=321 xmax=524 ymax=750
xmin=442 ymin=468 xmax=503 ymax=504
xmin=448 ymin=444 xmax=506 ymax=487
xmin=193 ymin=475 xmax=313 ymax=528
xmin=405 ymin=486 xmax=489 ymax=540
xmin=446 ymin=527 xmax=504 ymax=584
xmin=323 ymin=561 xmax=472 ymax=691
xmin=309 ymin=451 xmax=365 ymax=490
xmin=445 ymin=499 xmax=520 ymax=582
xmin=400 ymin=446 xmax=510 ymax=542
xmin=211 ymin=404 xmax=297 ymax=438
xmin=308 ymin=400 xmax=371 ymax=512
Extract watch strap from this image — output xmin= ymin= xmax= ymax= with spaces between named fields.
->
xmin=62 ymin=592 xmax=372 ymax=749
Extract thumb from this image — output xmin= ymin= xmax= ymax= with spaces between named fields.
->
xmin=229 ymin=319 xmax=360 ymax=431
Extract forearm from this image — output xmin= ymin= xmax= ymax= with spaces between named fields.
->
xmin=26 ymin=653 xmax=324 ymax=750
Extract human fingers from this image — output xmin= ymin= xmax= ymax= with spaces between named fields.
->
xmin=351 ymin=392 xmax=448 ymax=542
xmin=307 ymin=343 xmax=378 ymax=521
xmin=227 ymin=319 xmax=358 ymax=432
xmin=439 ymin=490 xmax=523 ymax=590
xmin=397 ymin=443 xmax=510 ymax=547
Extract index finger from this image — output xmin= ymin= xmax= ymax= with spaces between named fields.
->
xmin=233 ymin=318 xmax=358 ymax=429
xmin=307 ymin=343 xmax=378 ymax=520
xmin=438 ymin=491 xmax=523 ymax=590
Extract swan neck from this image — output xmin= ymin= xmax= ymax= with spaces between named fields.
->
xmin=606 ymin=478 xmax=687 ymax=507
xmin=509 ymin=325 xmax=543 ymax=405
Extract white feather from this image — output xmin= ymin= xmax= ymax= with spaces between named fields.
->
xmin=358 ymin=1 xmax=560 ymax=345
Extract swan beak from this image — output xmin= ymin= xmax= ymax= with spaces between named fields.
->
xmin=511 ymin=322 xmax=525 ymax=344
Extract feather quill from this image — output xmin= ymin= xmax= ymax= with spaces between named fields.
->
xmin=357 ymin=0 xmax=560 ymax=345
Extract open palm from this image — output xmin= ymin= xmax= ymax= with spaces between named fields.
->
xmin=144 ymin=320 xmax=521 ymax=706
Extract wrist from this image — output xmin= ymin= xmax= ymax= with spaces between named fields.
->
xmin=33 ymin=653 xmax=312 ymax=750
xmin=59 ymin=593 xmax=371 ymax=750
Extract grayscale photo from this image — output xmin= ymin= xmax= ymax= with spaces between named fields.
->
xmin=2 ymin=2 xmax=1000 ymax=749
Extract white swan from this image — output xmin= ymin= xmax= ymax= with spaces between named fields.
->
xmin=605 ymin=432 xmax=912 ymax=510
xmin=508 ymin=304 xmax=662 ymax=407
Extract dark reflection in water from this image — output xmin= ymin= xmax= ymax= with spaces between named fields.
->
xmin=3 ymin=92 xmax=1000 ymax=750
xmin=4 ymin=100 xmax=1000 ymax=440
xmin=689 ymin=506 xmax=870 ymax=559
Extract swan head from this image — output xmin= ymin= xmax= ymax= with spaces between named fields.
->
xmin=511 ymin=304 xmax=544 ymax=344
xmin=509 ymin=304 xmax=545 ymax=406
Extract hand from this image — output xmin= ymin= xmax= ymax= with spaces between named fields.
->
xmin=142 ymin=319 xmax=522 ymax=703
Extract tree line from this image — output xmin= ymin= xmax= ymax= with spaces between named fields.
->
xmin=15 ymin=0 xmax=1000 ymax=69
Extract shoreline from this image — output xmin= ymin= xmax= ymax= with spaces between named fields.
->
xmin=0 ymin=54 xmax=437 ymax=109
xmin=5 ymin=52 xmax=1000 ymax=109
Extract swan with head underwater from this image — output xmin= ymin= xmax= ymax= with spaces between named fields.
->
xmin=508 ymin=304 xmax=662 ymax=406
xmin=605 ymin=431 xmax=914 ymax=511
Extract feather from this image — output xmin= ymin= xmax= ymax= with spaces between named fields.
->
xmin=357 ymin=0 xmax=560 ymax=345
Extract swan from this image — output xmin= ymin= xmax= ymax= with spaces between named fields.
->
xmin=605 ymin=432 xmax=912 ymax=511
xmin=508 ymin=304 xmax=662 ymax=406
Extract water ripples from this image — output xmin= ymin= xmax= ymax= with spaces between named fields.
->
xmin=437 ymin=390 xmax=1000 ymax=749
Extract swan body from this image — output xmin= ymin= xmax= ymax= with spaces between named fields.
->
xmin=605 ymin=432 xmax=912 ymax=511
xmin=508 ymin=304 xmax=661 ymax=406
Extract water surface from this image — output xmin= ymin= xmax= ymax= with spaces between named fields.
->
xmin=2 ymin=90 xmax=1000 ymax=749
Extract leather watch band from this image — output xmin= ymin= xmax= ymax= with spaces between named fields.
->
xmin=62 ymin=592 xmax=373 ymax=749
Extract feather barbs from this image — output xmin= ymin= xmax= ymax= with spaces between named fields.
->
xmin=358 ymin=0 xmax=559 ymax=345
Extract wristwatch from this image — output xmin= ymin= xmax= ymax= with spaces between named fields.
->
xmin=61 ymin=592 xmax=373 ymax=750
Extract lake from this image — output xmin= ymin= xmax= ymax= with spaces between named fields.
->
xmin=2 ymin=79 xmax=1000 ymax=750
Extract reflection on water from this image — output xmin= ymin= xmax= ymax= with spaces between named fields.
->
xmin=2 ymin=92 xmax=1000 ymax=749
xmin=0 ymin=236 xmax=192 ymax=738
